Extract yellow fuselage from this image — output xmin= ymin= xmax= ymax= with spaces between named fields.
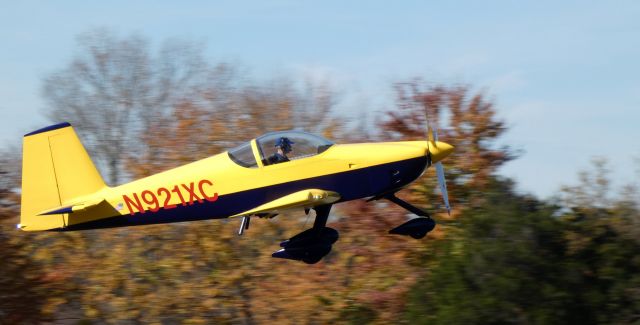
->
xmin=57 ymin=140 xmax=451 ymax=230
xmin=19 ymin=121 xmax=453 ymax=231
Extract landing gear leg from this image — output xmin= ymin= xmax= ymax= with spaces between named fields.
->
xmin=312 ymin=204 xmax=330 ymax=230
xmin=272 ymin=204 xmax=339 ymax=264
xmin=384 ymin=193 xmax=436 ymax=239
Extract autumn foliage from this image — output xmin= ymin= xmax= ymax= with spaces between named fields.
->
xmin=382 ymin=81 xmax=516 ymax=216
xmin=0 ymin=32 xmax=638 ymax=324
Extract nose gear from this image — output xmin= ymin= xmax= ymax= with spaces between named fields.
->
xmin=370 ymin=193 xmax=438 ymax=239
xmin=389 ymin=217 xmax=435 ymax=239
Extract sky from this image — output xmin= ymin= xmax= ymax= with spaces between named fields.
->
xmin=1 ymin=1 xmax=639 ymax=198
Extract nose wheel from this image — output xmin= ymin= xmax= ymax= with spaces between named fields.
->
xmin=389 ymin=217 xmax=435 ymax=239
xmin=372 ymin=193 xmax=438 ymax=239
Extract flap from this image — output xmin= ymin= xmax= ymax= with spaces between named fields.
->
xmin=230 ymin=189 xmax=340 ymax=218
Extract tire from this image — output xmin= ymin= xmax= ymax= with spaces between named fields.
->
xmin=410 ymin=231 xmax=427 ymax=239
xmin=302 ymin=255 xmax=323 ymax=264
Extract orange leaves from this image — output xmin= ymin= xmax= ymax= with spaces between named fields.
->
xmin=382 ymin=81 xmax=516 ymax=214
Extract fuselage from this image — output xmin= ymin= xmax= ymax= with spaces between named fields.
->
xmin=56 ymin=138 xmax=452 ymax=231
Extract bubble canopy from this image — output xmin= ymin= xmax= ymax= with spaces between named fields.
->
xmin=227 ymin=131 xmax=334 ymax=168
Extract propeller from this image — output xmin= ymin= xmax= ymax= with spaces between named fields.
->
xmin=426 ymin=123 xmax=452 ymax=215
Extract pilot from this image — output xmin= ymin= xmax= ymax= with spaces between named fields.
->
xmin=268 ymin=137 xmax=294 ymax=164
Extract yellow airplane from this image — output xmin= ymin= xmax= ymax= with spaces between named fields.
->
xmin=19 ymin=122 xmax=453 ymax=264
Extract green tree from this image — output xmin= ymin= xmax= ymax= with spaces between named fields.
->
xmin=405 ymin=178 xmax=570 ymax=324
xmin=406 ymin=162 xmax=640 ymax=324
xmin=558 ymin=158 xmax=640 ymax=324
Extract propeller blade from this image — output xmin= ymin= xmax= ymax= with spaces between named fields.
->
xmin=435 ymin=162 xmax=451 ymax=215
xmin=426 ymin=120 xmax=435 ymax=166
xmin=427 ymin=118 xmax=451 ymax=215
xmin=427 ymin=124 xmax=435 ymax=143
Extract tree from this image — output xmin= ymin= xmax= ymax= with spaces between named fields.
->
xmin=382 ymin=81 xmax=516 ymax=215
xmin=45 ymin=62 xmax=348 ymax=323
xmin=560 ymin=157 xmax=612 ymax=211
xmin=0 ymin=150 xmax=54 ymax=323
xmin=35 ymin=28 xmax=355 ymax=323
xmin=405 ymin=178 xmax=572 ymax=324
xmin=405 ymin=164 xmax=640 ymax=324
xmin=0 ymin=149 xmax=20 ymax=219
xmin=42 ymin=29 xmax=213 ymax=185
xmin=126 ymin=76 xmax=343 ymax=178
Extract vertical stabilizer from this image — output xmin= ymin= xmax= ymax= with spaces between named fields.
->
xmin=20 ymin=123 xmax=106 ymax=231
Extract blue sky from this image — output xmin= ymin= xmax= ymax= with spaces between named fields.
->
xmin=1 ymin=1 xmax=639 ymax=198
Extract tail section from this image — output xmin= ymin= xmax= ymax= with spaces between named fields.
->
xmin=19 ymin=123 xmax=106 ymax=231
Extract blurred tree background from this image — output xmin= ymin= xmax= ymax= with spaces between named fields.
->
xmin=1 ymin=30 xmax=638 ymax=324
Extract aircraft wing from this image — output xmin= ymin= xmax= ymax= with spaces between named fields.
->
xmin=230 ymin=189 xmax=340 ymax=218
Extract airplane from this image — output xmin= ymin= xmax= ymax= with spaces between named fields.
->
xmin=19 ymin=122 xmax=454 ymax=264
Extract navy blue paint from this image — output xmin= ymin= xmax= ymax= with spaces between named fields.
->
xmin=24 ymin=122 xmax=72 ymax=137
xmin=40 ymin=206 xmax=73 ymax=215
xmin=56 ymin=156 xmax=428 ymax=231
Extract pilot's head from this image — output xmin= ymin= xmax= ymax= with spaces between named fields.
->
xmin=275 ymin=137 xmax=294 ymax=154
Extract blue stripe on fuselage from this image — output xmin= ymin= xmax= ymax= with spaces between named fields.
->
xmin=55 ymin=156 xmax=428 ymax=231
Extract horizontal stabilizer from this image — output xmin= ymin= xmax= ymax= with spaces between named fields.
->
xmin=38 ymin=198 xmax=106 ymax=216
xmin=231 ymin=189 xmax=340 ymax=218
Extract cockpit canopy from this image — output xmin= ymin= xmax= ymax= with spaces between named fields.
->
xmin=227 ymin=131 xmax=334 ymax=168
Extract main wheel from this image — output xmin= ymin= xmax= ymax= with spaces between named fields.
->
xmin=302 ymin=255 xmax=324 ymax=264
xmin=410 ymin=231 xmax=427 ymax=239
xmin=301 ymin=244 xmax=332 ymax=264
